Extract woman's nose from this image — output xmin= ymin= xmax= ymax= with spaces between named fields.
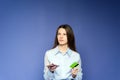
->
xmin=59 ymin=35 xmax=63 ymax=39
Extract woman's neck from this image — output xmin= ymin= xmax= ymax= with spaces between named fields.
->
xmin=58 ymin=44 xmax=68 ymax=53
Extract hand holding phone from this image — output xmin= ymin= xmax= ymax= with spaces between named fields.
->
xmin=47 ymin=63 xmax=59 ymax=72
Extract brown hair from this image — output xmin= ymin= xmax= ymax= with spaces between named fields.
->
xmin=53 ymin=24 xmax=77 ymax=51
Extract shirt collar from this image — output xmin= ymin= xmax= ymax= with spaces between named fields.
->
xmin=54 ymin=46 xmax=72 ymax=56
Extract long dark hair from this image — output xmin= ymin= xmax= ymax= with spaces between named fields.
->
xmin=53 ymin=24 xmax=77 ymax=52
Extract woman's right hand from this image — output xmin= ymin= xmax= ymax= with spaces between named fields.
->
xmin=47 ymin=63 xmax=58 ymax=73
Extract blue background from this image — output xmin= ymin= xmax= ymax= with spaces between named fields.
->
xmin=0 ymin=0 xmax=120 ymax=80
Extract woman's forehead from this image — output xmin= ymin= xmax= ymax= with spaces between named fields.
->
xmin=58 ymin=28 xmax=66 ymax=33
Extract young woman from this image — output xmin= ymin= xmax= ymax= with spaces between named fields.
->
xmin=44 ymin=24 xmax=83 ymax=80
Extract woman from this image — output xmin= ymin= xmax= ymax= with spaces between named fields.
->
xmin=44 ymin=24 xmax=83 ymax=80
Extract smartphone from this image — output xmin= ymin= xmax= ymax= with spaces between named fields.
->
xmin=47 ymin=63 xmax=59 ymax=68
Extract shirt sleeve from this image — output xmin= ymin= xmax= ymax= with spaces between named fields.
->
xmin=43 ymin=51 xmax=54 ymax=80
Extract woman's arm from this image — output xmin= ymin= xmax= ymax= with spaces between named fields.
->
xmin=69 ymin=54 xmax=83 ymax=80
xmin=43 ymin=51 xmax=54 ymax=80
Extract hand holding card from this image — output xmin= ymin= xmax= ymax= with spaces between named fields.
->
xmin=70 ymin=62 xmax=79 ymax=78
xmin=70 ymin=62 xmax=79 ymax=69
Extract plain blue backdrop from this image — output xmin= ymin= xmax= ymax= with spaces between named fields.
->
xmin=0 ymin=0 xmax=120 ymax=80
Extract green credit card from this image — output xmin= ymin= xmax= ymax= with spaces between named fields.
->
xmin=70 ymin=62 xmax=79 ymax=68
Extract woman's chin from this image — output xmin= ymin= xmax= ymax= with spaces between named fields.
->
xmin=59 ymin=43 xmax=67 ymax=46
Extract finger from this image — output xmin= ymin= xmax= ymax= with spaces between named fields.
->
xmin=72 ymin=69 xmax=79 ymax=75
xmin=51 ymin=66 xmax=57 ymax=69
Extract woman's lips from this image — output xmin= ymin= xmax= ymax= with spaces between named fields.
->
xmin=59 ymin=40 xmax=64 ymax=42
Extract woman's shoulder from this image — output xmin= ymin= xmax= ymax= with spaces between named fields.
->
xmin=71 ymin=50 xmax=81 ymax=57
xmin=45 ymin=48 xmax=56 ymax=55
xmin=46 ymin=49 xmax=53 ymax=52
xmin=71 ymin=50 xmax=79 ymax=54
xmin=72 ymin=50 xmax=79 ymax=54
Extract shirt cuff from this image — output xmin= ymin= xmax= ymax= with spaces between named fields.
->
xmin=45 ymin=70 xmax=54 ymax=80
xmin=70 ymin=74 xmax=82 ymax=80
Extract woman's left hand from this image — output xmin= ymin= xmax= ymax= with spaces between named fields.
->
xmin=71 ymin=67 xmax=79 ymax=78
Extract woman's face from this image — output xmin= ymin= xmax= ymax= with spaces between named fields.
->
xmin=57 ymin=28 xmax=68 ymax=46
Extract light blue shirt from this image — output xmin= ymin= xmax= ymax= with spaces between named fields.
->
xmin=44 ymin=46 xmax=83 ymax=80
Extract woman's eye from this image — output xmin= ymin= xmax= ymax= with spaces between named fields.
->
xmin=63 ymin=33 xmax=66 ymax=35
xmin=57 ymin=33 xmax=66 ymax=35
xmin=57 ymin=33 xmax=61 ymax=35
